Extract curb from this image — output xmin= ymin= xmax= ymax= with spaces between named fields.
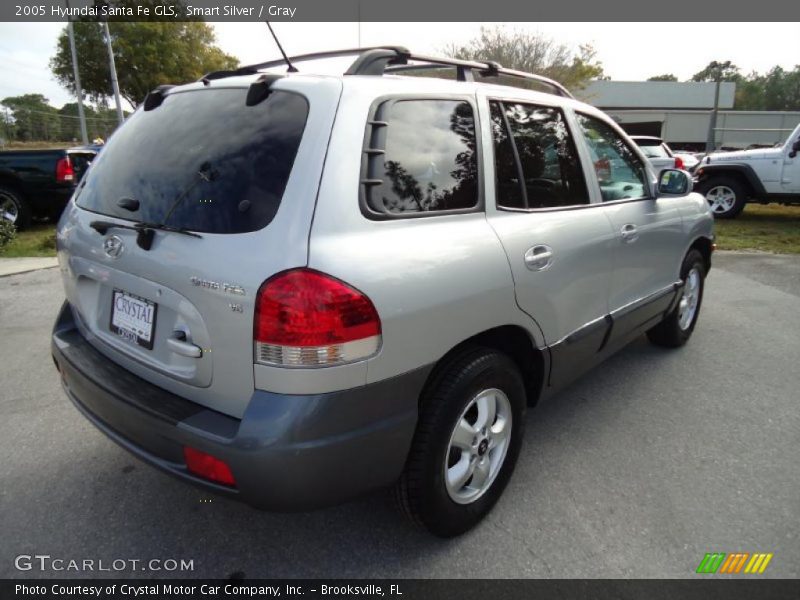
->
xmin=0 ymin=258 xmax=59 ymax=278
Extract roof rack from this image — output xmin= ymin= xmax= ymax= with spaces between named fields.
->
xmin=200 ymin=46 xmax=574 ymax=99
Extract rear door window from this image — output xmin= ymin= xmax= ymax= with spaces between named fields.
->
xmin=489 ymin=102 xmax=525 ymax=209
xmin=75 ymin=88 xmax=308 ymax=234
xmin=490 ymin=101 xmax=588 ymax=209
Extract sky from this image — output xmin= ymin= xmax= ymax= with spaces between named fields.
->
xmin=0 ymin=21 xmax=797 ymax=108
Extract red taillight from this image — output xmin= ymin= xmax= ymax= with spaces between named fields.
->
xmin=674 ymin=156 xmax=684 ymax=170
xmin=254 ymin=268 xmax=381 ymax=366
xmin=183 ymin=446 xmax=236 ymax=487
xmin=55 ymin=157 xmax=74 ymax=183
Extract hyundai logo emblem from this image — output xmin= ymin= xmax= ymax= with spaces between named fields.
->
xmin=103 ymin=235 xmax=124 ymax=258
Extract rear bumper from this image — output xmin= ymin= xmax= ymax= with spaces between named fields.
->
xmin=51 ymin=302 xmax=430 ymax=511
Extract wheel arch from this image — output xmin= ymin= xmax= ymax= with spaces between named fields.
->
xmin=420 ymin=325 xmax=546 ymax=408
xmin=0 ymin=176 xmax=27 ymax=199
xmin=688 ymin=236 xmax=713 ymax=273
xmin=694 ymin=164 xmax=765 ymax=198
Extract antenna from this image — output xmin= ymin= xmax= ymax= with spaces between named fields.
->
xmin=264 ymin=22 xmax=298 ymax=73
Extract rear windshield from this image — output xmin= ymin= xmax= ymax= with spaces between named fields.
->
xmin=75 ymin=88 xmax=308 ymax=234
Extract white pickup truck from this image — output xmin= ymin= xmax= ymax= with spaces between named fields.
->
xmin=693 ymin=123 xmax=800 ymax=218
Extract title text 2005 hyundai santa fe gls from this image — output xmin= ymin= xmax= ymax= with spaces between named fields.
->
xmin=51 ymin=47 xmax=713 ymax=537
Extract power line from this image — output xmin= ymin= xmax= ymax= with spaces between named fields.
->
xmin=2 ymin=107 xmax=120 ymax=122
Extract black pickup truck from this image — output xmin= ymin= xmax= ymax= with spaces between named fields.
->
xmin=0 ymin=147 xmax=97 ymax=229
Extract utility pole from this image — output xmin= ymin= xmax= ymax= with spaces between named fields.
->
xmin=705 ymin=60 xmax=731 ymax=153
xmin=103 ymin=20 xmax=125 ymax=126
xmin=66 ymin=0 xmax=89 ymax=145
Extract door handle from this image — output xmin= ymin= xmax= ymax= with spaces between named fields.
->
xmin=167 ymin=330 xmax=202 ymax=358
xmin=620 ymin=223 xmax=639 ymax=243
xmin=524 ymin=245 xmax=553 ymax=271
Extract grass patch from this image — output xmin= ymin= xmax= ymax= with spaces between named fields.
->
xmin=0 ymin=223 xmax=57 ymax=258
xmin=1 ymin=141 xmax=72 ymax=150
xmin=714 ymin=204 xmax=800 ymax=254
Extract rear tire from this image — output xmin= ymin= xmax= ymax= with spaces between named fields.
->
xmin=395 ymin=347 xmax=526 ymax=537
xmin=647 ymin=250 xmax=706 ymax=348
xmin=0 ymin=186 xmax=31 ymax=230
xmin=696 ymin=176 xmax=747 ymax=219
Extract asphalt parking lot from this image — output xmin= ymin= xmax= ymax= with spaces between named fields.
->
xmin=1 ymin=252 xmax=798 ymax=579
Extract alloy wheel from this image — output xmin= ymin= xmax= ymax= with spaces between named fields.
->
xmin=705 ymin=185 xmax=736 ymax=215
xmin=444 ymin=387 xmax=513 ymax=505
xmin=0 ymin=193 xmax=18 ymax=224
xmin=678 ymin=267 xmax=701 ymax=330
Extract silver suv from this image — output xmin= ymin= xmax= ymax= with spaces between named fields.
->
xmin=51 ymin=47 xmax=714 ymax=537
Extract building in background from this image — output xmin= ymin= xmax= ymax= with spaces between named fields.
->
xmin=578 ymin=80 xmax=800 ymax=151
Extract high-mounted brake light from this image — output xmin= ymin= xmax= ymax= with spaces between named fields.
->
xmin=254 ymin=268 xmax=381 ymax=367
xmin=674 ymin=156 xmax=684 ymax=170
xmin=55 ymin=157 xmax=74 ymax=183
xmin=183 ymin=446 xmax=236 ymax=487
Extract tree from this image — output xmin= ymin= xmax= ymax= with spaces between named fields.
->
xmin=1 ymin=94 xmax=61 ymax=141
xmin=50 ymin=2 xmax=238 ymax=107
xmin=58 ymin=103 xmax=123 ymax=142
xmin=691 ymin=61 xmax=742 ymax=83
xmin=734 ymin=76 xmax=767 ymax=110
xmin=697 ymin=64 xmax=800 ymax=111
xmin=759 ymin=66 xmax=800 ymax=111
xmin=443 ymin=26 xmax=604 ymax=91
xmin=647 ymin=74 xmax=678 ymax=82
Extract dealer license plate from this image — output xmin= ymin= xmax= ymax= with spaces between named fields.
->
xmin=110 ymin=289 xmax=158 ymax=350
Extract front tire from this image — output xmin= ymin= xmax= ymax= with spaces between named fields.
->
xmin=395 ymin=347 xmax=526 ymax=537
xmin=647 ymin=250 xmax=706 ymax=348
xmin=697 ymin=176 xmax=747 ymax=219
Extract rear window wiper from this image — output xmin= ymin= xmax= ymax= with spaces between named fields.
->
xmin=136 ymin=221 xmax=202 ymax=238
xmin=160 ymin=161 xmax=218 ymax=225
xmin=89 ymin=220 xmax=202 ymax=250
xmin=88 ymin=162 xmax=213 ymax=249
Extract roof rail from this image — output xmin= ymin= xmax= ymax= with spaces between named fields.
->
xmin=215 ymin=46 xmax=411 ymax=75
xmin=199 ymin=46 xmax=574 ymax=99
xmin=381 ymin=52 xmax=573 ymax=98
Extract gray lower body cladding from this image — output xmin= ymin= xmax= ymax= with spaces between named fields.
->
xmin=51 ymin=302 xmax=430 ymax=511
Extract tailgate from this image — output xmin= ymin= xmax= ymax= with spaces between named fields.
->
xmin=56 ymin=77 xmax=342 ymax=418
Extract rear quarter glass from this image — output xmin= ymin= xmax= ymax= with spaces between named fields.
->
xmin=74 ymin=88 xmax=309 ymax=234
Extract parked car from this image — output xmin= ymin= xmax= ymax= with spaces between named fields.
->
xmin=67 ymin=144 xmax=102 ymax=182
xmin=693 ymin=123 xmax=800 ymax=218
xmin=630 ymin=135 xmax=686 ymax=172
xmin=0 ymin=148 xmax=80 ymax=228
xmin=51 ymin=47 xmax=714 ymax=537
xmin=673 ymin=151 xmax=700 ymax=172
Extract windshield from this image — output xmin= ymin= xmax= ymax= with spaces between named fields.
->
xmin=75 ymin=88 xmax=308 ymax=234
xmin=635 ymin=141 xmax=671 ymax=158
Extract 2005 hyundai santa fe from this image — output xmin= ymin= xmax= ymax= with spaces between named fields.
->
xmin=51 ymin=47 xmax=713 ymax=537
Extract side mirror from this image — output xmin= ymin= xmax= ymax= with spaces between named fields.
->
xmin=657 ymin=169 xmax=690 ymax=196
xmin=790 ymin=139 xmax=800 ymax=159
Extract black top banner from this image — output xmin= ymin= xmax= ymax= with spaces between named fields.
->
xmin=2 ymin=0 xmax=797 ymax=22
